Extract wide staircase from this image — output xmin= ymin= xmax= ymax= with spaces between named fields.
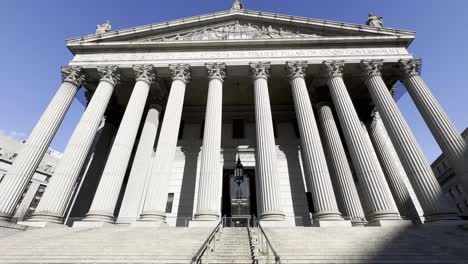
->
xmin=200 ymin=227 xmax=254 ymax=264
xmin=264 ymin=225 xmax=468 ymax=264
xmin=0 ymin=226 xmax=212 ymax=263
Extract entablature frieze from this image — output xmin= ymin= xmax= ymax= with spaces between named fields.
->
xmin=69 ymin=47 xmax=412 ymax=73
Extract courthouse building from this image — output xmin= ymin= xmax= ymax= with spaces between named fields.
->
xmin=1 ymin=0 xmax=467 ymax=229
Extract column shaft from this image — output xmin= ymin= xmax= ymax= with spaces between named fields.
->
xmin=194 ymin=63 xmax=226 ymax=221
xmin=117 ymin=106 xmax=160 ymax=223
xmin=363 ymin=71 xmax=458 ymax=221
xmin=323 ymin=61 xmax=400 ymax=223
xmin=29 ymin=66 xmax=118 ymax=223
xmin=139 ymin=64 xmax=190 ymax=222
xmin=85 ymin=79 xmax=151 ymax=223
xmin=0 ymin=67 xmax=83 ymax=221
xmin=369 ymin=112 xmax=422 ymax=219
xmin=399 ymin=59 xmax=468 ymax=193
xmin=250 ymin=62 xmax=285 ymax=221
xmin=317 ymin=103 xmax=366 ymax=224
xmin=287 ymin=62 xmax=343 ymax=221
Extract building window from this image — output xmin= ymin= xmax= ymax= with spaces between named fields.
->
xmin=165 ymin=193 xmax=174 ymax=213
xmin=178 ymin=120 xmax=185 ymax=140
xmin=200 ymin=120 xmax=205 ymax=139
xmin=24 ymin=185 xmax=46 ymax=219
xmin=232 ymin=119 xmax=245 ymax=139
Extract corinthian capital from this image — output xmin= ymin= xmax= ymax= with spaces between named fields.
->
xmin=360 ymin=59 xmax=383 ymax=80
xmin=61 ymin=66 xmax=86 ymax=87
xmin=286 ymin=61 xmax=308 ymax=80
xmin=206 ymin=63 xmax=227 ymax=82
xmin=249 ymin=62 xmax=271 ymax=80
xmin=321 ymin=61 xmax=345 ymax=79
xmin=97 ymin=65 xmax=120 ymax=86
xmin=169 ymin=64 xmax=191 ymax=83
xmin=133 ymin=64 xmax=158 ymax=85
xmin=398 ymin=59 xmax=422 ymax=79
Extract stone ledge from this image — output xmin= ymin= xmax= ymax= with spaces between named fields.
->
xmin=312 ymin=220 xmax=352 ymax=227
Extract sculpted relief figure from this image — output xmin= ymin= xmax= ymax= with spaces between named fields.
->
xmin=96 ymin=20 xmax=112 ymax=34
xmin=366 ymin=13 xmax=383 ymax=28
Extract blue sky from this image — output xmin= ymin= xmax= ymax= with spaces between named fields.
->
xmin=0 ymin=0 xmax=467 ymax=162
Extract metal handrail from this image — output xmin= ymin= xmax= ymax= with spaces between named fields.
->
xmin=253 ymin=216 xmax=281 ymax=264
xmin=191 ymin=216 xmax=225 ymax=264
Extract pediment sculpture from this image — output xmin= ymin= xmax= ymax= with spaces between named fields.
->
xmin=139 ymin=20 xmax=321 ymax=42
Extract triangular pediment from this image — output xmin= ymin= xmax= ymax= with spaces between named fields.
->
xmin=67 ymin=8 xmax=414 ymax=52
xmin=131 ymin=20 xmax=323 ymax=42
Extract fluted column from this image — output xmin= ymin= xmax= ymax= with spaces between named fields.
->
xmin=286 ymin=62 xmax=344 ymax=223
xmin=322 ymin=61 xmax=401 ymax=224
xmin=28 ymin=65 xmax=119 ymax=224
xmin=83 ymin=65 xmax=157 ymax=223
xmin=193 ymin=63 xmax=226 ymax=222
xmin=0 ymin=66 xmax=84 ymax=222
xmin=117 ymin=104 xmax=161 ymax=223
xmin=317 ymin=103 xmax=367 ymax=225
xmin=361 ymin=59 xmax=458 ymax=221
xmin=369 ymin=110 xmax=421 ymax=219
xmin=250 ymin=62 xmax=285 ymax=221
xmin=398 ymin=59 xmax=468 ymax=193
xmin=139 ymin=64 xmax=191 ymax=223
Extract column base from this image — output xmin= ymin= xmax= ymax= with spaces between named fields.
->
xmin=0 ymin=221 xmax=31 ymax=231
xmin=259 ymin=211 xmax=286 ymax=222
xmin=367 ymin=210 xmax=402 ymax=223
xmin=17 ymin=221 xmax=65 ymax=228
xmin=131 ymin=220 xmax=168 ymax=228
xmin=27 ymin=212 xmax=63 ymax=224
xmin=259 ymin=220 xmax=290 ymax=227
xmin=189 ymin=220 xmax=219 ymax=227
xmin=73 ymin=221 xmax=114 ymax=228
xmin=138 ymin=210 xmax=166 ymax=222
xmin=423 ymin=220 xmax=468 ymax=226
xmin=313 ymin=211 xmax=346 ymax=222
xmin=312 ymin=220 xmax=352 ymax=227
xmin=366 ymin=219 xmax=413 ymax=227
xmin=351 ymin=221 xmax=367 ymax=227
xmin=424 ymin=213 xmax=461 ymax=223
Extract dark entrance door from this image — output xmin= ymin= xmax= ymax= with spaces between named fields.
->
xmin=221 ymin=169 xmax=257 ymax=227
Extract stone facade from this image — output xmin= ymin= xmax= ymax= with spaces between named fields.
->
xmin=0 ymin=1 xmax=466 ymax=229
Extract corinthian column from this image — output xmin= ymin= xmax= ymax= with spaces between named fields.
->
xmin=117 ymin=104 xmax=161 ymax=224
xmin=398 ymin=59 xmax=468 ymax=193
xmin=0 ymin=66 xmax=84 ymax=222
xmin=322 ymin=61 xmax=401 ymax=226
xmin=361 ymin=59 xmax=458 ymax=222
xmin=138 ymin=64 xmax=191 ymax=224
xmin=250 ymin=62 xmax=285 ymax=223
xmin=192 ymin=63 xmax=226 ymax=225
xmin=82 ymin=65 xmax=157 ymax=224
xmin=369 ymin=110 xmax=422 ymax=220
xmin=27 ymin=65 xmax=119 ymax=225
xmin=317 ymin=103 xmax=367 ymax=225
xmin=286 ymin=62 xmax=346 ymax=226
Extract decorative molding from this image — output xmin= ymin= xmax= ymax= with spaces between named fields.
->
xmin=321 ymin=61 xmax=345 ymax=78
xmin=97 ymin=65 xmax=120 ymax=86
xmin=139 ymin=20 xmax=321 ymax=42
xmin=169 ymin=64 xmax=191 ymax=83
xmin=360 ymin=59 xmax=383 ymax=80
xmin=286 ymin=61 xmax=308 ymax=80
xmin=398 ymin=59 xmax=422 ymax=79
xmin=61 ymin=66 xmax=85 ymax=87
xmin=133 ymin=64 xmax=158 ymax=85
xmin=249 ymin=62 xmax=271 ymax=80
xmin=71 ymin=47 xmax=410 ymax=65
xmin=205 ymin=63 xmax=227 ymax=82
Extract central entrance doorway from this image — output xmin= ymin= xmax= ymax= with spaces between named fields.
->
xmin=221 ymin=167 xmax=257 ymax=227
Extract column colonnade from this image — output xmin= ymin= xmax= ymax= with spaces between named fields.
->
xmin=0 ymin=57 xmax=463 ymax=227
